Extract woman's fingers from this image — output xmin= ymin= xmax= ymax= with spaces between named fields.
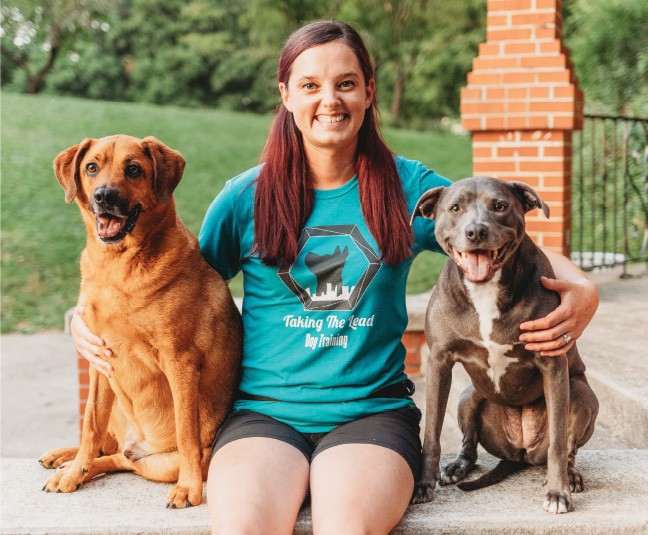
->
xmin=523 ymin=331 xmax=575 ymax=356
xmin=71 ymin=306 xmax=112 ymax=377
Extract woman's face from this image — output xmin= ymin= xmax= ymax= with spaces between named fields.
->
xmin=279 ymin=41 xmax=375 ymax=155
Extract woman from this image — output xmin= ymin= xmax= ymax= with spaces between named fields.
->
xmin=73 ymin=20 xmax=598 ymax=534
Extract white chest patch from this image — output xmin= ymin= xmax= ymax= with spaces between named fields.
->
xmin=464 ymin=272 xmax=516 ymax=393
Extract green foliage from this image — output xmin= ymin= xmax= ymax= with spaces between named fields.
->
xmin=3 ymin=0 xmax=646 ymax=119
xmin=1 ymin=0 xmax=486 ymax=120
xmin=46 ymin=40 xmax=128 ymax=101
xmin=1 ymin=92 xmax=470 ymax=332
xmin=0 ymin=0 xmax=116 ymax=93
xmin=565 ymin=0 xmax=648 ymax=116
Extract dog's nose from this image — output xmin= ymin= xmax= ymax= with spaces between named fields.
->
xmin=465 ymin=223 xmax=489 ymax=243
xmin=93 ymin=187 xmax=119 ymax=207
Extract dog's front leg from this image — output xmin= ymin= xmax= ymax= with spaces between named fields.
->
xmin=43 ymin=367 xmax=114 ymax=493
xmin=164 ymin=353 xmax=203 ymax=508
xmin=538 ymin=355 xmax=572 ymax=513
xmin=412 ymin=351 xmax=454 ymax=504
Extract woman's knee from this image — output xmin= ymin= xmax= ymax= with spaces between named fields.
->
xmin=207 ymin=438 xmax=310 ymax=534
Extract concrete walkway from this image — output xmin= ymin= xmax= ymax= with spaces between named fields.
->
xmin=1 ymin=264 xmax=647 ymax=533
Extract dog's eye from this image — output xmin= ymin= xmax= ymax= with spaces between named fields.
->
xmin=449 ymin=204 xmax=460 ymax=213
xmin=494 ymin=201 xmax=507 ymax=212
xmin=85 ymin=162 xmax=98 ymax=175
xmin=125 ymin=164 xmax=142 ymax=178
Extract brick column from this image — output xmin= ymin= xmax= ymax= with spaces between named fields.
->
xmin=78 ymin=354 xmax=89 ymax=436
xmin=460 ymin=0 xmax=583 ymax=255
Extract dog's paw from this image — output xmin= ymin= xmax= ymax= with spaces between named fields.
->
xmin=440 ymin=457 xmax=474 ymax=485
xmin=543 ymin=490 xmax=573 ymax=514
xmin=411 ymin=481 xmax=435 ymax=504
xmin=39 ymin=447 xmax=78 ymax=469
xmin=166 ymin=482 xmax=202 ymax=509
xmin=42 ymin=467 xmax=85 ymax=493
xmin=568 ymin=466 xmax=584 ymax=493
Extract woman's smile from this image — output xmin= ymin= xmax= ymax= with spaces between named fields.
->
xmin=314 ymin=113 xmax=349 ymax=124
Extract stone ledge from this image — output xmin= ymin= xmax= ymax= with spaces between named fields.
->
xmin=3 ymin=451 xmax=647 ymax=535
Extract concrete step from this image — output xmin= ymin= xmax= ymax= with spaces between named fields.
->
xmin=3 ymin=452 xmax=647 ymax=535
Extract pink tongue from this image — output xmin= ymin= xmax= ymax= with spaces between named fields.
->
xmin=97 ymin=215 xmax=126 ymax=239
xmin=465 ymin=251 xmax=492 ymax=282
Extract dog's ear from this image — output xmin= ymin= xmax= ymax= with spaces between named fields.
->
xmin=53 ymin=139 xmax=93 ymax=203
xmin=142 ymin=136 xmax=186 ymax=202
xmin=508 ymin=181 xmax=550 ymax=218
xmin=410 ymin=187 xmax=445 ymax=225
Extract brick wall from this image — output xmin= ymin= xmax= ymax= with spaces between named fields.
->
xmin=461 ymin=0 xmax=583 ymax=255
xmin=78 ymin=354 xmax=89 ymax=434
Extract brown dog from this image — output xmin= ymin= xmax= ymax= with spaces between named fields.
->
xmin=40 ymin=135 xmax=242 ymax=508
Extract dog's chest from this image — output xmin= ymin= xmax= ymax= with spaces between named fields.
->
xmin=464 ymin=273 xmax=517 ymax=393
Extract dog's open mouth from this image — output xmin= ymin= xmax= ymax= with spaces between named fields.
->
xmin=95 ymin=205 xmax=141 ymax=243
xmin=451 ymin=246 xmax=507 ymax=283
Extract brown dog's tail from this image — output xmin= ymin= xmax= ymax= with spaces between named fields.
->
xmin=457 ymin=460 xmax=529 ymax=491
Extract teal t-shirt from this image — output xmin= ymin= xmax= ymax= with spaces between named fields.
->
xmin=199 ymin=156 xmax=451 ymax=432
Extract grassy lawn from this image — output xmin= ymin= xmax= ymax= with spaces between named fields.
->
xmin=1 ymin=92 xmax=472 ymax=332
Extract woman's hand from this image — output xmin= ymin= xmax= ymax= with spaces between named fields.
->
xmin=71 ymin=305 xmax=113 ymax=378
xmin=519 ymin=275 xmax=599 ymax=357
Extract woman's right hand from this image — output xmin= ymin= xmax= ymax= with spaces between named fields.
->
xmin=71 ymin=305 xmax=113 ymax=378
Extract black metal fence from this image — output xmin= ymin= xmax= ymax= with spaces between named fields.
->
xmin=572 ymin=114 xmax=648 ymax=275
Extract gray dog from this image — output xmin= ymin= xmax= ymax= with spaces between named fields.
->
xmin=410 ymin=176 xmax=598 ymax=514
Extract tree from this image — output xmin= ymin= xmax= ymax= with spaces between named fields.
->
xmin=341 ymin=0 xmax=484 ymax=123
xmin=0 ymin=0 xmax=113 ymax=93
xmin=566 ymin=0 xmax=648 ymax=116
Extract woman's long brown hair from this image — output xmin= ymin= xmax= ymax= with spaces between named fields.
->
xmin=253 ymin=20 xmax=413 ymax=267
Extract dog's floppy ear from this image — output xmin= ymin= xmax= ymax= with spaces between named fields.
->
xmin=53 ymin=139 xmax=93 ymax=203
xmin=508 ymin=181 xmax=550 ymax=218
xmin=410 ymin=187 xmax=445 ymax=225
xmin=142 ymin=136 xmax=186 ymax=202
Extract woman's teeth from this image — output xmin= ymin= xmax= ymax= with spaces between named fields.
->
xmin=316 ymin=114 xmax=346 ymax=123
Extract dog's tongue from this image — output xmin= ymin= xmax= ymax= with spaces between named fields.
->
xmin=464 ymin=251 xmax=493 ymax=282
xmin=97 ymin=215 xmax=126 ymax=239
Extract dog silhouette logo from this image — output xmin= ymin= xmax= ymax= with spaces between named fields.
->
xmin=278 ymin=225 xmax=380 ymax=311
xmin=304 ymin=246 xmax=350 ymax=299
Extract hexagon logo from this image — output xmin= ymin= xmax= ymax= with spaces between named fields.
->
xmin=278 ymin=225 xmax=381 ymax=311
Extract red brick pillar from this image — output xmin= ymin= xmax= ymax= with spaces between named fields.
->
xmin=78 ymin=354 xmax=89 ymax=436
xmin=460 ymin=0 xmax=583 ymax=255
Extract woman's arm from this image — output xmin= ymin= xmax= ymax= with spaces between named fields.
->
xmin=519 ymin=247 xmax=599 ymax=357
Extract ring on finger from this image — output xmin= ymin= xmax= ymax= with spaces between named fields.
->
xmin=561 ymin=333 xmax=572 ymax=345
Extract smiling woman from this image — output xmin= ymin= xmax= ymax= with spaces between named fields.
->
xmin=278 ymin=41 xmax=375 ymax=175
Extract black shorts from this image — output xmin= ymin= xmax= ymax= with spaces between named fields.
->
xmin=211 ymin=407 xmax=422 ymax=479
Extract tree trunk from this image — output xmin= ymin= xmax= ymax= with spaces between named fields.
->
xmin=390 ymin=60 xmax=404 ymax=124
xmin=26 ymin=44 xmax=60 ymax=94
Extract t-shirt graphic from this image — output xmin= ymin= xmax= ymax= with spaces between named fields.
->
xmin=278 ymin=225 xmax=380 ymax=311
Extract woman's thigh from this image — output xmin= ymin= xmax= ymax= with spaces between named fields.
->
xmin=309 ymin=443 xmax=414 ymax=535
xmin=207 ymin=437 xmax=310 ymax=535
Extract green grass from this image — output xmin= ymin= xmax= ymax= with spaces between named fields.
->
xmin=1 ymin=92 xmax=471 ymax=332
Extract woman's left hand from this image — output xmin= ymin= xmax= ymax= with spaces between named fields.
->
xmin=518 ymin=275 xmax=599 ymax=357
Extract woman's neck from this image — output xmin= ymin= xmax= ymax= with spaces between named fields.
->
xmin=305 ymin=142 xmax=357 ymax=190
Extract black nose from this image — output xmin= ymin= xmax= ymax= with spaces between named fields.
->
xmin=93 ymin=187 xmax=119 ymax=207
xmin=465 ymin=223 xmax=488 ymax=242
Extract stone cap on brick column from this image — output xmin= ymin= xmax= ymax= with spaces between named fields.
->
xmin=461 ymin=0 xmax=583 ymax=132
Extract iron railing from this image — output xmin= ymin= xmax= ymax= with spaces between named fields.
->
xmin=572 ymin=114 xmax=648 ymax=275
